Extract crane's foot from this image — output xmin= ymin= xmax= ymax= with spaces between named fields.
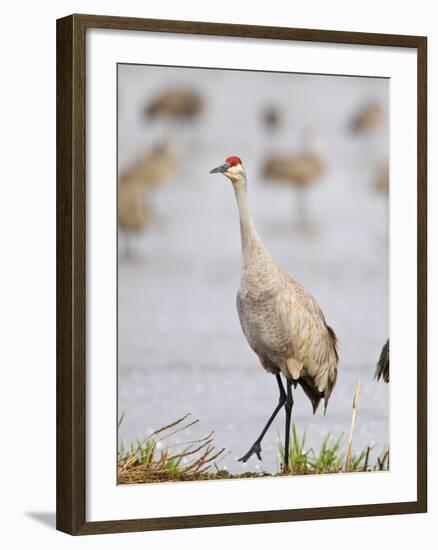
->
xmin=238 ymin=441 xmax=262 ymax=463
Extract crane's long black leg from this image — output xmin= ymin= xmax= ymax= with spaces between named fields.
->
xmin=238 ymin=374 xmax=286 ymax=463
xmin=283 ymin=379 xmax=294 ymax=473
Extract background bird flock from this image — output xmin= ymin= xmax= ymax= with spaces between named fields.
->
xmin=117 ymin=65 xmax=390 ymax=481
xmin=118 ymin=85 xmax=388 ymax=250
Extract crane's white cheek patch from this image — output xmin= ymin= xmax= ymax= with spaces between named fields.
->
xmin=228 ymin=164 xmax=243 ymax=176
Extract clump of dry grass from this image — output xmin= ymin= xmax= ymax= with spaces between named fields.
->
xmin=118 ymin=413 xmax=230 ymax=484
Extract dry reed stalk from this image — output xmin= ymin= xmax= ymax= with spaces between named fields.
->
xmin=147 ymin=413 xmax=192 ymax=440
xmin=165 ymin=431 xmax=214 ymax=449
xmin=166 ymin=438 xmax=214 ymax=463
xmin=156 ymin=418 xmax=200 ymax=443
xmin=345 ymin=379 xmax=361 ymax=472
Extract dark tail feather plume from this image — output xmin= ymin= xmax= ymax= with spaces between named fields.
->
xmin=327 ymin=325 xmax=339 ymax=362
xmin=323 ymin=368 xmax=338 ymax=415
xmin=375 ymin=339 xmax=389 ymax=383
xmin=297 ymin=376 xmax=322 ymax=415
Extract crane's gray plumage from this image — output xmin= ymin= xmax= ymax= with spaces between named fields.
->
xmin=236 ymin=248 xmax=338 ymax=414
xmin=375 ymin=339 xmax=389 ymax=383
xmin=210 ymin=157 xmax=338 ymax=469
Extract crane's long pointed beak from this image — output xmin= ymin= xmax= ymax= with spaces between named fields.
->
xmin=209 ymin=162 xmax=230 ymax=174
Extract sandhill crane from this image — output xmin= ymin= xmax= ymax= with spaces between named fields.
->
xmin=374 ymin=164 xmax=389 ymax=195
xmin=262 ymin=129 xmax=325 ymax=226
xmin=375 ymin=339 xmax=389 ymax=383
xmin=118 ymin=182 xmax=150 ymax=256
xmin=119 ymin=142 xmax=178 ymax=192
xmin=118 ymin=142 xmax=177 ymax=253
xmin=350 ymin=101 xmax=384 ymax=134
xmin=144 ymin=87 xmax=204 ymax=136
xmin=210 ymin=156 xmax=338 ymax=472
xmin=262 ymin=105 xmax=282 ymax=134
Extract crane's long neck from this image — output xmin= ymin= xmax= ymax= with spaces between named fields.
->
xmin=233 ymin=173 xmax=269 ymax=265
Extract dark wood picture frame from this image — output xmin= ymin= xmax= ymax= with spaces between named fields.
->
xmin=56 ymin=13 xmax=427 ymax=535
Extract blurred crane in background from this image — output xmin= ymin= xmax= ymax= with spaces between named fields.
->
xmin=262 ymin=128 xmax=325 ymax=226
xmin=118 ymin=182 xmax=151 ymax=257
xmin=261 ymin=105 xmax=282 ymax=135
xmin=374 ymin=164 xmax=389 ymax=195
xmin=119 ymin=142 xmax=179 ymax=192
xmin=144 ymin=87 xmax=204 ymax=138
xmin=118 ymin=142 xmax=179 ymax=256
xmin=350 ymin=101 xmax=384 ymax=134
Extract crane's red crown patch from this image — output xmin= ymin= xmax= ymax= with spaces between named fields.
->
xmin=225 ymin=156 xmax=242 ymax=166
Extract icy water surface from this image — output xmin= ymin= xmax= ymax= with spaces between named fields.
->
xmin=118 ymin=65 xmax=389 ymax=474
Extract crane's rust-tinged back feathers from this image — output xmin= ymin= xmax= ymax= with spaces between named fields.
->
xmin=285 ymin=288 xmax=339 ymax=413
xmin=295 ymin=325 xmax=338 ymax=415
xmin=322 ymin=325 xmax=338 ymax=413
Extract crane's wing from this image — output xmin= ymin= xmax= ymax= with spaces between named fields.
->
xmin=280 ymin=276 xmax=338 ymax=412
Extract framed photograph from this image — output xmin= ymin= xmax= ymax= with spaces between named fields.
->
xmin=56 ymin=14 xmax=427 ymax=535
